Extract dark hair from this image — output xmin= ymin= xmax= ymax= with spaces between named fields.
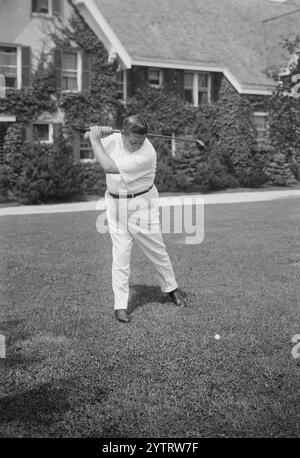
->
xmin=122 ymin=114 xmax=148 ymax=135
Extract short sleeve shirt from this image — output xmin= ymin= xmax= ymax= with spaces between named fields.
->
xmin=101 ymin=133 xmax=156 ymax=194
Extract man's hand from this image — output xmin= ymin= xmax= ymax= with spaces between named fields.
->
xmin=86 ymin=126 xmax=113 ymax=142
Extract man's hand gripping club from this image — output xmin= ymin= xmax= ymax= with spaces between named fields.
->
xmin=85 ymin=126 xmax=119 ymax=174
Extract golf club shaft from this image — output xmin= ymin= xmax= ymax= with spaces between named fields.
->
xmin=84 ymin=128 xmax=204 ymax=145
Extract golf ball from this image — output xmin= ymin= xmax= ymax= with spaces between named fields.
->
xmin=214 ymin=334 xmax=220 ymax=340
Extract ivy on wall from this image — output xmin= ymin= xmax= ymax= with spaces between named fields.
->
xmin=264 ymin=36 xmax=300 ymax=184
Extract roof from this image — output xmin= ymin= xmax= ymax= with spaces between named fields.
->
xmin=75 ymin=0 xmax=300 ymax=94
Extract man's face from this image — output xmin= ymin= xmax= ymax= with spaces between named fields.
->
xmin=124 ymin=133 xmax=146 ymax=152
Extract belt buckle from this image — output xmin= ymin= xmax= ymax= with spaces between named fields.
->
xmin=130 ymin=192 xmax=135 ymax=198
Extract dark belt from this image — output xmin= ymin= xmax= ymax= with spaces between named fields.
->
xmin=109 ymin=185 xmax=153 ymax=199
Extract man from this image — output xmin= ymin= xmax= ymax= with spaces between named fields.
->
xmin=88 ymin=114 xmax=186 ymax=323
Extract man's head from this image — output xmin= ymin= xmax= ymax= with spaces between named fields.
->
xmin=122 ymin=114 xmax=148 ymax=152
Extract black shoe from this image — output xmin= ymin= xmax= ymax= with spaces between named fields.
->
xmin=168 ymin=289 xmax=187 ymax=307
xmin=115 ymin=309 xmax=131 ymax=323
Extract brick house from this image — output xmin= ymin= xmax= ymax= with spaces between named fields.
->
xmin=1 ymin=0 xmax=300 ymax=162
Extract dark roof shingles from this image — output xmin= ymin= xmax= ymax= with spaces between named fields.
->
xmin=93 ymin=0 xmax=300 ymax=88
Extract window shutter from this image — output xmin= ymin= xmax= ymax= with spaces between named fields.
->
xmin=211 ymin=72 xmax=223 ymax=103
xmin=81 ymin=52 xmax=90 ymax=91
xmin=53 ymin=123 xmax=62 ymax=140
xmin=141 ymin=67 xmax=148 ymax=88
xmin=73 ymin=132 xmax=80 ymax=161
xmin=163 ymin=69 xmax=170 ymax=92
xmin=54 ymin=49 xmax=62 ymax=91
xmin=177 ymin=70 xmax=184 ymax=100
xmin=21 ymin=47 xmax=31 ymax=89
xmin=52 ymin=0 xmax=60 ymax=15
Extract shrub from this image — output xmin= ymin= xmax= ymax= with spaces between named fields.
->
xmin=0 ymin=166 xmax=10 ymax=201
xmin=194 ymin=155 xmax=239 ymax=192
xmin=7 ymin=137 xmax=83 ymax=204
xmin=79 ymin=161 xmax=107 ymax=195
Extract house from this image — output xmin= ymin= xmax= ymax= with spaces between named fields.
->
xmin=0 ymin=0 xmax=90 ymax=162
xmin=73 ymin=0 xmax=300 ymax=148
xmin=1 ymin=0 xmax=300 ymax=163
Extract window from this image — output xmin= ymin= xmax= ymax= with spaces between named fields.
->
xmin=253 ymin=112 xmax=269 ymax=147
xmin=33 ymin=123 xmax=53 ymax=143
xmin=31 ymin=0 xmax=60 ymax=16
xmin=80 ymin=133 xmax=94 ymax=160
xmin=183 ymin=71 xmax=210 ymax=106
xmin=32 ymin=0 xmax=49 ymax=13
xmin=148 ymin=68 xmax=162 ymax=88
xmin=62 ymin=51 xmax=78 ymax=91
xmin=0 ymin=47 xmax=18 ymax=89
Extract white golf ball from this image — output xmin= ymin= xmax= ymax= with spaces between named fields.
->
xmin=214 ymin=334 xmax=220 ymax=340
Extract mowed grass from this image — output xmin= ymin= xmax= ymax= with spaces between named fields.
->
xmin=0 ymin=197 xmax=300 ymax=438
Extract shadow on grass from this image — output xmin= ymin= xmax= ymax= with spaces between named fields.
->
xmin=0 ymin=378 xmax=108 ymax=427
xmin=127 ymin=284 xmax=187 ymax=314
xmin=1 ymin=355 xmax=44 ymax=369
xmin=0 ymin=382 xmax=71 ymax=426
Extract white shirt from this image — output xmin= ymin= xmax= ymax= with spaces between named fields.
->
xmin=101 ymin=133 xmax=157 ymax=194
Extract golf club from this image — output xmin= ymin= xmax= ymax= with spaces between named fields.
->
xmin=83 ymin=127 xmax=205 ymax=149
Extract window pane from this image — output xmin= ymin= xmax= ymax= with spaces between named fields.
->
xmin=254 ymin=116 xmax=267 ymax=130
xmin=33 ymin=124 xmax=49 ymax=141
xmin=0 ymin=66 xmax=17 ymax=77
xmin=198 ymin=91 xmax=208 ymax=104
xmin=253 ymin=114 xmax=269 ymax=142
xmin=62 ymin=52 xmax=77 ymax=71
xmin=184 ymin=89 xmax=193 ymax=103
xmin=148 ymin=69 xmax=160 ymax=85
xmin=184 ymin=72 xmax=193 ymax=88
xmin=0 ymin=48 xmax=18 ymax=88
xmin=0 ymin=49 xmax=17 ymax=66
xmin=32 ymin=0 xmax=49 ymax=13
xmin=4 ymin=77 xmax=17 ymax=88
xmin=257 ymin=131 xmax=266 ymax=141
xmin=80 ymin=134 xmax=93 ymax=159
xmin=198 ymin=73 xmax=208 ymax=88
xmin=62 ymin=75 xmax=77 ymax=91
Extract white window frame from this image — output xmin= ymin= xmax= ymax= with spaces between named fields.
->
xmin=148 ymin=68 xmax=162 ymax=88
xmin=184 ymin=71 xmax=211 ymax=106
xmin=33 ymin=122 xmax=54 ymax=144
xmin=253 ymin=111 xmax=269 ymax=147
xmin=0 ymin=45 xmax=21 ymax=90
xmin=61 ymin=50 xmax=82 ymax=93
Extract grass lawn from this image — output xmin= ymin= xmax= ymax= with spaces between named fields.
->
xmin=0 ymin=198 xmax=300 ymax=438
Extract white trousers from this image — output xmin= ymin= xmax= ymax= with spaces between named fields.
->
xmin=104 ymin=185 xmax=178 ymax=310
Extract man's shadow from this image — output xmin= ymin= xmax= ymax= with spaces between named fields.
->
xmin=127 ymin=284 xmax=187 ymax=314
